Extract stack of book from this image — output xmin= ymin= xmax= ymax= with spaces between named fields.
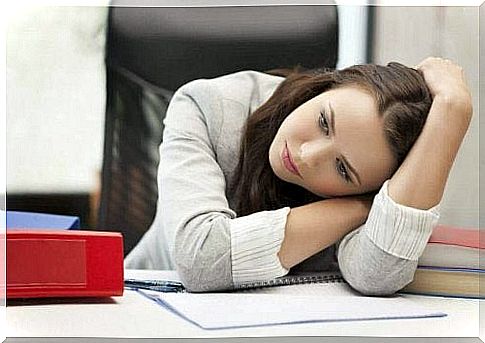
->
xmin=401 ymin=225 xmax=484 ymax=299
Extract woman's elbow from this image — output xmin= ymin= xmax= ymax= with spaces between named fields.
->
xmin=175 ymin=257 xmax=211 ymax=292
xmin=174 ymin=251 xmax=234 ymax=292
xmin=173 ymin=221 xmax=234 ymax=292
xmin=341 ymin=260 xmax=418 ymax=296
xmin=344 ymin=273 xmax=409 ymax=296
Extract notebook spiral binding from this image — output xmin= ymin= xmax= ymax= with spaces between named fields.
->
xmin=234 ymin=273 xmax=346 ymax=290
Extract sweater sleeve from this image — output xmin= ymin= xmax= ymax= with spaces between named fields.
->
xmin=158 ymin=80 xmax=289 ymax=292
xmin=337 ymin=180 xmax=440 ymax=295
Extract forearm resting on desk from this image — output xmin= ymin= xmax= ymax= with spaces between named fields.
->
xmin=278 ymin=196 xmax=372 ymax=270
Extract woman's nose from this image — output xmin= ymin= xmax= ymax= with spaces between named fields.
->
xmin=299 ymin=139 xmax=333 ymax=169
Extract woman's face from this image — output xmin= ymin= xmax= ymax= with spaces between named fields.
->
xmin=269 ymin=85 xmax=398 ymax=198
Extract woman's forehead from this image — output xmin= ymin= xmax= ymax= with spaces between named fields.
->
xmin=320 ymin=86 xmax=377 ymax=109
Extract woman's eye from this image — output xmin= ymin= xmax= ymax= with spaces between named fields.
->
xmin=319 ymin=111 xmax=330 ymax=136
xmin=336 ymin=159 xmax=351 ymax=183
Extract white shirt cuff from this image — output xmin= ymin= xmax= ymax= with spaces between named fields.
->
xmin=230 ymin=207 xmax=291 ymax=285
xmin=364 ymin=180 xmax=441 ymax=261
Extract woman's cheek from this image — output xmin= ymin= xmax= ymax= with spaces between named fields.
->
xmin=303 ymin=177 xmax=330 ymax=198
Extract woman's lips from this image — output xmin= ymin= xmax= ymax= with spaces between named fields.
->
xmin=282 ymin=143 xmax=301 ymax=177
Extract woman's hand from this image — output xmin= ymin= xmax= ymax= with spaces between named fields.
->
xmin=415 ymin=57 xmax=473 ymax=126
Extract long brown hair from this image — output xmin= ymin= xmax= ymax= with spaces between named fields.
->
xmin=229 ymin=63 xmax=432 ymax=216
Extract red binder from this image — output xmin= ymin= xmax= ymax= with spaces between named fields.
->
xmin=6 ymin=230 xmax=124 ymax=299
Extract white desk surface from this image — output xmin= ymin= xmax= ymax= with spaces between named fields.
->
xmin=6 ymin=269 xmax=483 ymax=339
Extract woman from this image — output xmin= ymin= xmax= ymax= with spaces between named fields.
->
xmin=125 ymin=57 xmax=473 ymax=294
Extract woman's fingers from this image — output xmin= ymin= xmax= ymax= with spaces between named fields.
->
xmin=415 ymin=56 xmax=454 ymax=70
xmin=414 ymin=57 xmax=472 ymax=125
xmin=414 ymin=57 xmax=466 ymax=92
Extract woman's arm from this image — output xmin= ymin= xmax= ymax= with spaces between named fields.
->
xmin=387 ymin=57 xmax=473 ymax=208
xmin=278 ymin=195 xmax=372 ymax=269
xmin=337 ymin=180 xmax=440 ymax=295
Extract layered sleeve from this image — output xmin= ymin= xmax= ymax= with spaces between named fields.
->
xmin=337 ymin=179 xmax=440 ymax=295
xmin=156 ymin=79 xmax=289 ymax=292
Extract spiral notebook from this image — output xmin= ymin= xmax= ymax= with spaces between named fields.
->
xmin=234 ymin=271 xmax=345 ymax=290
xmin=231 ymin=271 xmax=361 ymax=296
xmin=125 ymin=271 xmax=348 ymax=294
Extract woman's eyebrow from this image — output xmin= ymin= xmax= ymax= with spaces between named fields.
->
xmin=341 ymin=155 xmax=362 ymax=186
xmin=328 ymin=102 xmax=336 ymax=135
xmin=328 ymin=102 xmax=362 ymax=186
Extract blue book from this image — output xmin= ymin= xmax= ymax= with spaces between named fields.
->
xmin=5 ymin=211 xmax=80 ymax=230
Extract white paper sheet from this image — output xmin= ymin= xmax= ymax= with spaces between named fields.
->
xmin=139 ymin=290 xmax=446 ymax=330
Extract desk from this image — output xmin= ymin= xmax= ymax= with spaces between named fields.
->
xmin=6 ymin=270 xmax=483 ymax=340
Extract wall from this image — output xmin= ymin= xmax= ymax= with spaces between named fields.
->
xmin=7 ymin=5 xmax=108 ymax=194
xmin=372 ymin=6 xmax=480 ymax=227
xmin=481 ymin=3 xmax=485 ymax=231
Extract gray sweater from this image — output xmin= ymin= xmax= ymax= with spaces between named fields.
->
xmin=125 ymin=70 xmax=440 ymax=294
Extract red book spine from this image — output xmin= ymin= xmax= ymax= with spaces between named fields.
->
xmin=428 ymin=225 xmax=483 ymax=250
xmin=6 ymin=230 xmax=124 ymax=299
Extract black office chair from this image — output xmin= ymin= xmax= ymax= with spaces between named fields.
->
xmin=98 ymin=3 xmax=339 ymax=255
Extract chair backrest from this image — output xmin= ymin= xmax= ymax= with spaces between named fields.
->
xmin=99 ymin=3 xmax=339 ymax=255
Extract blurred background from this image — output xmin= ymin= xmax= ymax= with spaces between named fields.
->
xmin=5 ymin=2 xmax=482 ymax=252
